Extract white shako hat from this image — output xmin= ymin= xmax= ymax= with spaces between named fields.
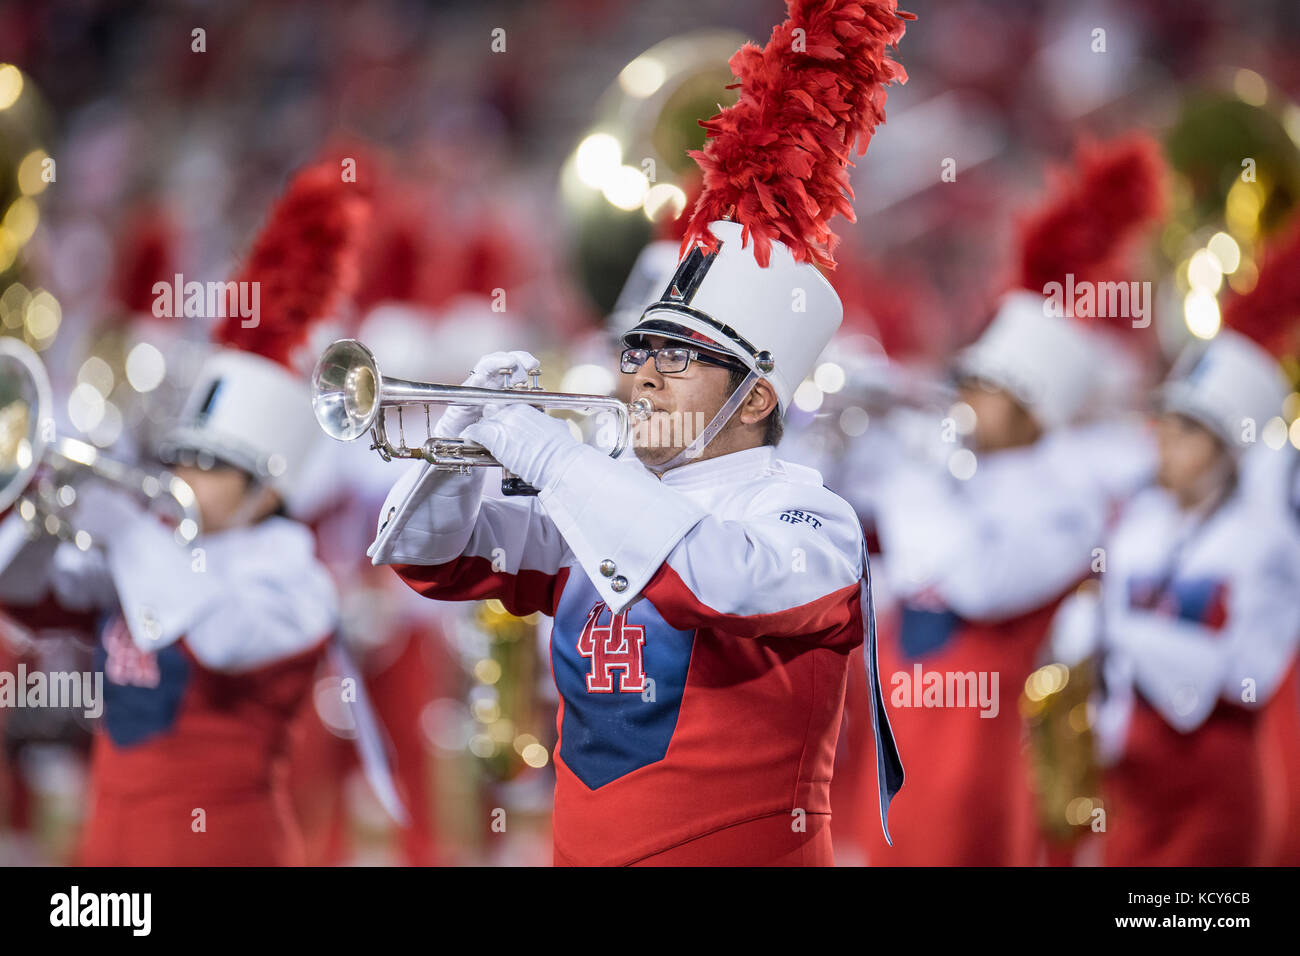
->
xmin=619 ymin=0 xmax=912 ymax=416
xmin=161 ymin=348 xmax=321 ymax=503
xmin=160 ymin=160 xmax=371 ymax=514
xmin=956 ymin=135 xmax=1167 ymax=431
xmin=624 ymin=220 xmax=843 ymax=414
xmin=955 ymin=290 xmax=1101 ymax=430
xmin=1163 ymin=330 xmax=1289 ymax=454
xmin=608 ymin=240 xmax=684 ymax=341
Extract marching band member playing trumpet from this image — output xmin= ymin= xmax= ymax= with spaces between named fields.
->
xmin=0 ymin=163 xmax=367 ymax=865
xmin=365 ymin=0 xmax=912 ymax=866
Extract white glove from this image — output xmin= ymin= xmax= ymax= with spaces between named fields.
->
xmin=1048 ymin=585 xmax=1104 ymax=665
xmin=461 ymin=404 xmax=581 ymax=491
xmin=437 ymin=350 xmax=541 ymax=439
xmin=71 ymin=481 xmax=151 ymax=547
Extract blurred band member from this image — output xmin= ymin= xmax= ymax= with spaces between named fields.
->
xmin=1054 ymin=330 xmax=1300 ymax=865
xmin=0 ymin=162 xmax=367 ymax=865
xmin=0 ymin=349 xmax=336 ymax=865
xmin=864 ymin=137 xmax=1165 ymax=865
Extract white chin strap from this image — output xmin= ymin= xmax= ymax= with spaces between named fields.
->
xmin=644 ymin=368 xmax=764 ymax=475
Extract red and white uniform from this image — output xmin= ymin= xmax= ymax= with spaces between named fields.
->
xmin=0 ymin=504 xmax=336 ymax=866
xmin=369 ymin=444 xmax=900 ymax=866
xmin=862 ymin=422 xmax=1144 ymax=865
xmin=1063 ymin=485 xmax=1300 ymax=865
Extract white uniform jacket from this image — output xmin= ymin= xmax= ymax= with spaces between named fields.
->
xmin=369 ymin=443 xmax=904 ymax=861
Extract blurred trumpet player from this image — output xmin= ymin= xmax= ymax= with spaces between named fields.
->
xmin=0 ymin=163 xmax=367 ymax=865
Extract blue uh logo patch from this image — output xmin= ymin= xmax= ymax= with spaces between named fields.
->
xmin=95 ymin=614 xmax=190 ymax=747
xmin=551 ymin=576 xmax=695 ymax=789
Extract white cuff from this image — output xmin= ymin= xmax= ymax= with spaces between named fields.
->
xmin=104 ymin=518 xmax=221 ymax=653
xmin=1119 ymin=611 xmax=1225 ymax=732
xmin=368 ymin=461 xmax=486 ymax=566
xmin=538 ymin=445 xmax=706 ymax=613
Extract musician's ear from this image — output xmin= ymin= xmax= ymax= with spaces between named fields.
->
xmin=740 ymin=379 xmax=779 ymax=426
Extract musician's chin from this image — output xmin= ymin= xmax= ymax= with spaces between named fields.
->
xmin=632 ymin=442 xmax=679 ymax=467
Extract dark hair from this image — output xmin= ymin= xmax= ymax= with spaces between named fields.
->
xmin=727 ymin=366 xmax=783 ymax=447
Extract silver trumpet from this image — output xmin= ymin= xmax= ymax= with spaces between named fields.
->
xmin=312 ymin=339 xmax=651 ymax=495
xmin=0 ymin=337 xmax=200 ymax=548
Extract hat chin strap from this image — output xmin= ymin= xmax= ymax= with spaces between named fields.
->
xmin=644 ymin=368 xmax=763 ymax=475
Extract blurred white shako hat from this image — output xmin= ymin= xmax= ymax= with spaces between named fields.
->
xmin=956 ymin=136 xmax=1167 ymax=430
xmin=623 ymin=0 xmax=912 ymax=417
xmin=1162 ymin=220 xmax=1300 ymax=454
xmin=160 ymin=161 xmax=371 ymax=513
xmin=1163 ymin=330 xmax=1289 ymax=452
xmin=956 ymin=291 xmax=1101 ymax=431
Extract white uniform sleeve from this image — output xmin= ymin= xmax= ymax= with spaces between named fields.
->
xmin=92 ymin=510 xmax=334 ymax=672
xmin=1109 ymin=531 xmax=1300 ymax=732
xmin=367 ymin=460 xmax=486 ymax=566
xmin=180 ymin=519 xmax=337 ymax=672
xmin=874 ymin=458 xmax=1101 ymax=621
xmin=1049 ymin=585 xmax=1104 ymax=665
xmin=645 ymin=485 xmax=866 ymax=638
xmin=368 ymin=460 xmax=572 ymax=618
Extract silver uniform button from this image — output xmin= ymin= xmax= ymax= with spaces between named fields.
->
xmin=599 ymin=559 xmax=617 ymax=577
xmin=610 ymin=575 xmax=629 ymax=593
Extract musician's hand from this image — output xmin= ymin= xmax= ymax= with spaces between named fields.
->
xmin=70 ymin=481 xmax=149 ymax=548
xmin=437 ymin=350 xmax=541 ymax=439
xmin=461 ymin=403 xmax=581 ymax=491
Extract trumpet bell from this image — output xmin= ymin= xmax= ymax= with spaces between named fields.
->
xmin=0 ymin=336 xmax=201 ymax=545
xmin=0 ymin=338 xmax=52 ymax=514
xmin=312 ymin=339 xmax=381 ymax=442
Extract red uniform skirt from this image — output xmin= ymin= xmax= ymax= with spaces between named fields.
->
xmin=864 ymin=603 xmax=1054 ymax=866
xmin=553 ymin=811 xmax=833 ymax=867
xmin=1103 ymin=697 xmax=1263 ymax=866
xmin=1259 ymin=662 xmax=1300 ymax=865
xmin=80 ymin=783 xmax=303 ymax=867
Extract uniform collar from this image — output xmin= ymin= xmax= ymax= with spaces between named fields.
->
xmin=656 ymin=445 xmax=776 ymax=490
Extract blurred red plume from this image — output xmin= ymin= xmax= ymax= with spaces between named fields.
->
xmin=114 ymin=208 xmax=177 ymax=317
xmin=214 ymin=161 xmax=373 ymax=367
xmin=681 ymin=0 xmax=913 ymax=270
xmin=1015 ymin=134 xmax=1167 ymax=316
xmin=1223 ymin=217 xmax=1300 ymax=359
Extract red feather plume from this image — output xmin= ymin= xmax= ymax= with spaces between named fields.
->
xmin=214 ymin=162 xmax=372 ymax=367
xmin=681 ymin=0 xmax=913 ymax=270
xmin=1015 ymin=135 xmax=1167 ymax=317
xmin=1222 ymin=217 xmax=1300 ymax=359
xmin=114 ymin=208 xmax=176 ymax=317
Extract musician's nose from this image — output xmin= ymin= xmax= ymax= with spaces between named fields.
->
xmin=635 ymin=360 xmax=664 ymax=393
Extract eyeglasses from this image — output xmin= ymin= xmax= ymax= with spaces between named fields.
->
xmin=620 ymin=346 xmax=743 ymax=375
